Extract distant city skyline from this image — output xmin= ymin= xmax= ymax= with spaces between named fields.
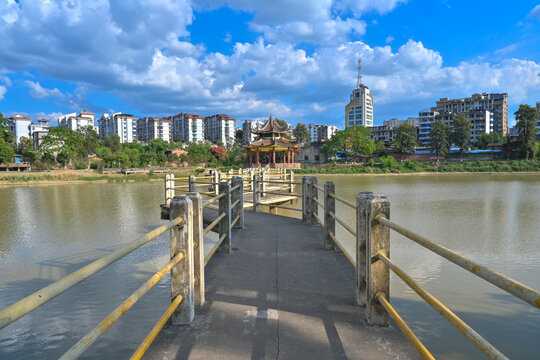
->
xmin=1 ymin=1 xmax=540 ymax=128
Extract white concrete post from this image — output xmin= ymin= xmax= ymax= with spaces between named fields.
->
xmin=289 ymin=170 xmax=294 ymax=193
xmin=302 ymin=176 xmax=309 ymax=223
xmin=231 ymin=176 xmax=244 ymax=229
xmin=189 ymin=175 xmax=196 ymax=192
xmin=355 ymin=191 xmax=374 ymax=307
xmin=309 ymin=176 xmax=318 ymax=225
xmin=218 ymin=182 xmax=232 ymax=253
xmin=261 ymin=171 xmax=267 ymax=196
xmin=213 ymin=171 xmax=219 ymax=195
xmin=253 ymin=175 xmax=261 ymax=213
xmin=187 ymin=192 xmax=204 ymax=306
xmin=169 ymin=196 xmax=194 ymax=325
xmin=324 ymin=182 xmax=335 ymax=250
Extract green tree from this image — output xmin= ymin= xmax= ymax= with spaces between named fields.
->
xmin=345 ymin=125 xmax=375 ymax=158
xmin=321 ymin=130 xmax=346 ymax=158
xmin=429 ymin=120 xmax=450 ymax=162
xmin=477 ymin=132 xmax=505 ymax=149
xmin=0 ymin=140 xmax=14 ymax=164
xmin=374 ymin=141 xmax=387 ymax=156
xmin=515 ymin=104 xmax=538 ymax=159
xmin=104 ymin=134 xmax=121 ymax=153
xmin=293 ymin=123 xmax=310 ymax=147
xmin=0 ymin=112 xmax=14 ymax=144
xmin=40 ymin=127 xmax=83 ymax=168
xmin=78 ymin=126 xmax=100 ymax=169
xmin=186 ymin=142 xmax=212 ymax=164
xmin=452 ymin=113 xmax=472 ymax=158
xmin=18 ymin=137 xmax=39 ymax=165
xmin=394 ymin=123 xmax=418 ymax=159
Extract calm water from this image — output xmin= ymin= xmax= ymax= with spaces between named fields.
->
xmin=1 ymin=175 xmax=539 ymax=359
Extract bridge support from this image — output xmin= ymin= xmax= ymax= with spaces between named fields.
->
xmin=357 ymin=193 xmax=390 ymax=326
xmin=169 ymin=196 xmax=195 ymax=325
xmin=324 ymin=182 xmax=335 ymax=250
xmin=187 ymin=192 xmax=205 ymax=307
xmin=218 ymin=182 xmax=232 ymax=253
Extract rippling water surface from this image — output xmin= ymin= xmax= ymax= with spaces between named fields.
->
xmin=1 ymin=174 xmax=539 ymax=359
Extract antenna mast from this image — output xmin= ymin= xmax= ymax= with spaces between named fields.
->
xmin=356 ymin=57 xmax=362 ymax=88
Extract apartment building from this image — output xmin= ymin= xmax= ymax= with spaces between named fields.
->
xmin=136 ymin=117 xmax=171 ymax=142
xmin=369 ymin=126 xmax=397 ymax=145
xmin=308 ymin=124 xmax=338 ymax=143
xmin=242 ymin=120 xmax=264 ymax=144
xmin=345 ymin=58 xmax=374 ymax=128
xmin=30 ymin=119 xmax=50 ymax=150
xmin=8 ymin=114 xmax=32 ymax=145
xmin=204 ymin=114 xmax=236 ymax=145
xmin=168 ymin=113 xmax=205 ymax=143
xmin=58 ymin=110 xmax=95 ymax=131
xmin=418 ymin=109 xmax=492 ymax=145
xmin=383 ymin=117 xmax=420 ymax=128
xmin=433 ymin=93 xmax=507 ymax=134
xmin=98 ymin=112 xmax=136 ymax=143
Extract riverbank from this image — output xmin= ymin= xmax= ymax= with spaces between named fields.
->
xmin=296 ymin=159 xmax=540 ymax=175
xmin=0 ymin=170 xmax=195 ymax=186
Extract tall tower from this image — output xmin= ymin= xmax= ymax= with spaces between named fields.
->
xmin=345 ymin=56 xmax=374 ymax=128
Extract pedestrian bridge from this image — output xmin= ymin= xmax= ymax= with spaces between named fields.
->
xmin=0 ymin=168 xmax=539 ymax=360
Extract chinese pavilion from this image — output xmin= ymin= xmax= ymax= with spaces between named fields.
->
xmin=245 ymin=117 xmax=301 ymax=168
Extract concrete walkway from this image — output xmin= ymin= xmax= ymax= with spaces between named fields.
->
xmin=147 ymin=211 xmax=419 ymax=360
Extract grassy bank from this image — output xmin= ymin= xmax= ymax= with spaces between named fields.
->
xmin=296 ymin=159 xmax=540 ymax=175
xmin=0 ymin=170 xmax=195 ymax=184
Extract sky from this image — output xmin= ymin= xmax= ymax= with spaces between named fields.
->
xmin=0 ymin=0 xmax=540 ymax=128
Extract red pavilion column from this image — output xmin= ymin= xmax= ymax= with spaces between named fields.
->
xmin=255 ymin=150 xmax=260 ymax=165
xmin=272 ymin=148 xmax=276 ymax=165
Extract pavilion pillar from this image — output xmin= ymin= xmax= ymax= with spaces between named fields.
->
xmin=256 ymin=150 xmax=260 ymax=166
xmin=272 ymin=149 xmax=276 ymax=165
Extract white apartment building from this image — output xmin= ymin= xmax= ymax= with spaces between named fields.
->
xmin=204 ymin=114 xmax=236 ymax=145
xmin=383 ymin=117 xmax=420 ymax=128
xmin=418 ymin=109 xmax=492 ymax=145
xmin=8 ymin=114 xmax=32 ymax=145
xmin=136 ymin=117 xmax=171 ymax=142
xmin=58 ymin=110 xmax=95 ymax=131
xmin=98 ymin=112 xmax=136 ymax=143
xmin=30 ymin=119 xmax=50 ymax=150
xmin=242 ymin=120 xmax=263 ymax=144
xmin=308 ymin=124 xmax=338 ymax=143
xmin=345 ymin=58 xmax=374 ymax=128
xmin=169 ymin=113 xmax=205 ymax=143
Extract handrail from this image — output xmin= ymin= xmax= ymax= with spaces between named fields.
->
xmin=203 ymin=213 xmax=226 ymax=236
xmin=130 ymin=294 xmax=185 ymax=360
xmin=231 ymin=199 xmax=241 ymax=209
xmin=259 ymin=190 xmax=302 ymax=197
xmin=0 ymin=216 xmax=184 ymax=330
xmin=264 ymin=204 xmax=302 ymax=212
xmin=203 ymin=193 xmax=225 ymax=208
xmin=329 ymin=192 xmax=356 ymax=209
xmin=376 ymin=293 xmax=435 ymax=360
xmin=59 ymin=251 xmax=186 ymax=360
xmin=313 ymin=198 xmax=324 ymax=209
xmin=260 ymin=180 xmax=301 ymax=185
xmin=205 ymin=233 xmax=227 ymax=266
xmin=329 ymin=232 xmax=356 ymax=267
xmin=231 ymin=214 xmax=240 ymax=228
xmin=376 ymin=251 xmax=508 ymax=360
xmin=376 ymin=215 xmax=540 ymax=309
xmin=231 ymin=184 xmax=241 ymax=192
xmin=313 ymin=184 xmax=324 ymax=191
xmin=328 ymin=211 xmax=356 ymax=237
xmin=314 ymin=213 xmax=323 ymax=227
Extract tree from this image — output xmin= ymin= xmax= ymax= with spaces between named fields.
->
xmin=78 ymin=126 xmax=100 ymax=169
xmin=394 ymin=123 xmax=418 ymax=159
xmin=452 ymin=113 xmax=472 ymax=158
xmin=374 ymin=141 xmax=387 ymax=156
xmin=18 ymin=137 xmax=39 ymax=165
xmin=345 ymin=125 xmax=375 ymax=158
xmin=293 ymin=123 xmax=310 ymax=147
xmin=429 ymin=120 xmax=450 ymax=162
xmin=211 ymin=146 xmax=228 ymax=162
xmin=477 ymin=132 xmax=505 ymax=149
xmin=0 ymin=112 xmax=14 ymax=164
xmin=321 ymin=130 xmax=346 ymax=159
xmin=0 ymin=112 xmax=14 ymax=144
xmin=40 ymin=127 xmax=83 ymax=168
xmin=104 ymin=134 xmax=121 ymax=153
xmin=515 ymin=104 xmax=538 ymax=160
xmin=235 ymin=129 xmax=244 ymax=144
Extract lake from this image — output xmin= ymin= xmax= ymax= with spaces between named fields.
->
xmin=1 ymin=174 xmax=539 ymax=359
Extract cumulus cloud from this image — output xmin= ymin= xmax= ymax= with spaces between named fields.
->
xmin=0 ymin=86 xmax=6 ymax=101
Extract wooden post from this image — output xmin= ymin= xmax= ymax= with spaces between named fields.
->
xmin=302 ymin=176 xmax=309 ymax=222
xmin=187 ymin=192 xmax=204 ymax=306
xmin=309 ymin=176 xmax=318 ymax=225
xmin=231 ymin=176 xmax=244 ymax=228
xmin=355 ymin=191 xmax=374 ymax=307
xmin=253 ymin=174 xmax=261 ymax=213
xmin=324 ymin=182 xmax=335 ymax=250
xmin=358 ymin=194 xmax=390 ymax=326
xmin=188 ymin=175 xmax=196 ymax=192
xmin=218 ymin=182 xmax=232 ymax=253
xmin=169 ymin=196 xmax=194 ymax=325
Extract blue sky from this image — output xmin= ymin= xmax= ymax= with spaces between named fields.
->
xmin=1 ymin=0 xmax=539 ymax=128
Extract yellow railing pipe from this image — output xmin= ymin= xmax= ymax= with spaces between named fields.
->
xmin=0 ymin=216 xmax=184 ymax=330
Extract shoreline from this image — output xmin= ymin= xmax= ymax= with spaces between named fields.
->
xmin=301 ymin=171 xmax=540 ymax=177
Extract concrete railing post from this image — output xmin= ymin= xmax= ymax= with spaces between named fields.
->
xmin=253 ymin=175 xmax=261 ymax=213
xmin=309 ymin=176 xmax=318 ymax=225
xmin=188 ymin=175 xmax=196 ymax=192
xmin=231 ymin=176 xmax=244 ymax=228
xmin=213 ymin=171 xmax=219 ymax=195
xmin=169 ymin=196 xmax=194 ymax=325
xmin=358 ymin=194 xmax=390 ymax=326
xmin=324 ymin=182 xmax=335 ymax=250
xmin=289 ymin=170 xmax=294 ymax=193
xmin=302 ymin=176 xmax=309 ymax=222
xmin=261 ymin=171 xmax=267 ymax=196
xmin=355 ymin=191 xmax=374 ymax=307
xmin=165 ymin=174 xmax=171 ymax=205
xmin=218 ymin=182 xmax=232 ymax=253
xmin=187 ymin=192 xmax=204 ymax=307
xmin=250 ymin=170 xmax=255 ymax=191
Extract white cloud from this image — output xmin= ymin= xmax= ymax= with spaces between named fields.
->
xmin=0 ymin=85 xmax=6 ymax=101
xmin=528 ymin=4 xmax=540 ymax=20
xmin=385 ymin=36 xmax=394 ymax=43
xmin=25 ymin=81 xmax=63 ymax=99
xmin=335 ymin=0 xmax=408 ymax=16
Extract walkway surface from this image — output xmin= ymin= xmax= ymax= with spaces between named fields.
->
xmin=147 ymin=211 xmax=419 ymax=360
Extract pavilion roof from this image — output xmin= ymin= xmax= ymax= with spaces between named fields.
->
xmin=254 ymin=116 xmax=288 ymax=134
xmin=246 ymin=137 xmax=299 ymax=149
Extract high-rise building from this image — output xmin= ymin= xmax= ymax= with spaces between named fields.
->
xmin=30 ymin=119 xmax=50 ymax=150
xmin=308 ymin=124 xmax=338 ymax=143
xmin=169 ymin=113 xmax=205 ymax=143
xmin=58 ymin=110 xmax=95 ymax=131
xmin=383 ymin=117 xmax=420 ymax=128
xmin=345 ymin=58 xmax=374 ymax=128
xmin=136 ymin=117 xmax=171 ymax=142
xmin=8 ymin=114 xmax=32 ymax=145
xmin=242 ymin=120 xmax=264 ymax=144
xmin=204 ymin=114 xmax=236 ymax=145
xmin=98 ymin=112 xmax=137 ymax=143
xmin=433 ymin=93 xmax=507 ymax=134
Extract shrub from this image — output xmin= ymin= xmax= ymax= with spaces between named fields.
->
xmin=379 ymin=155 xmax=398 ymax=169
xmin=75 ymin=162 xmax=86 ymax=170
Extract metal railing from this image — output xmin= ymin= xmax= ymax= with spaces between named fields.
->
xmin=296 ymin=175 xmax=540 ymax=360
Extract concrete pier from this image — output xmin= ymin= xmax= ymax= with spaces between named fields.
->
xmin=146 ymin=211 xmax=419 ymax=359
